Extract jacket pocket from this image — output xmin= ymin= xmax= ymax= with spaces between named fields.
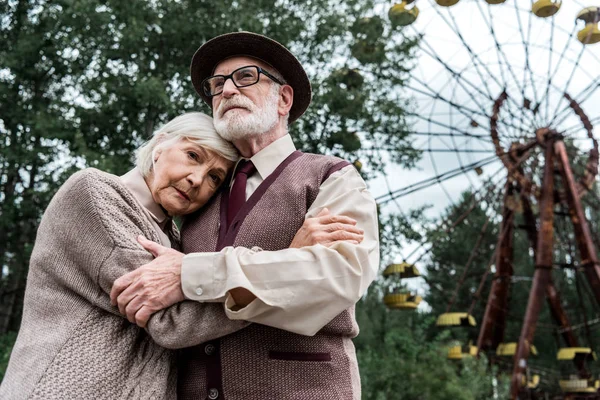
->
xmin=268 ymin=350 xmax=331 ymax=362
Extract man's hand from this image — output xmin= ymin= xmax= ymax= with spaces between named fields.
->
xmin=289 ymin=208 xmax=364 ymax=248
xmin=110 ymin=235 xmax=185 ymax=328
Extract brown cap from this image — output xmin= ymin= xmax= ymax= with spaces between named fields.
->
xmin=190 ymin=32 xmax=311 ymax=123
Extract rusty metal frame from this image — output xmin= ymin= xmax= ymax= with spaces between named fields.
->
xmin=521 ymin=191 xmax=587 ymax=376
xmin=510 ymin=137 xmax=557 ymax=398
xmin=509 ymin=137 xmax=600 ymax=398
xmin=555 ymin=140 xmax=600 ymax=307
xmin=477 ymin=180 xmax=515 ymax=352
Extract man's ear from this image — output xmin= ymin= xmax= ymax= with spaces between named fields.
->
xmin=278 ymin=85 xmax=294 ymax=117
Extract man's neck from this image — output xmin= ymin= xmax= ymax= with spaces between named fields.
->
xmin=233 ymin=125 xmax=288 ymax=158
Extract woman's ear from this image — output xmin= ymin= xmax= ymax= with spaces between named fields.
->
xmin=152 ymin=133 xmax=168 ymax=161
xmin=153 ymin=148 xmax=163 ymax=162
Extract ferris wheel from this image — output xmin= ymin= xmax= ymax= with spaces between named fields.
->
xmin=371 ymin=1 xmax=600 ymax=398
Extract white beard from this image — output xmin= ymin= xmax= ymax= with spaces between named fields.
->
xmin=213 ymin=84 xmax=280 ymax=141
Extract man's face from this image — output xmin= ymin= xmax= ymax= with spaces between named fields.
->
xmin=211 ymin=56 xmax=281 ymax=141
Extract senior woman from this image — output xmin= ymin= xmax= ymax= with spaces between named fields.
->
xmin=0 ymin=112 xmax=363 ymax=399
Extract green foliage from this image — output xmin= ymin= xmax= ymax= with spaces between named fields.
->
xmin=378 ymin=205 xmax=429 ymax=263
xmin=419 ymin=182 xmax=600 ymax=395
xmin=0 ymin=0 xmax=420 ymax=334
xmin=355 ymin=282 xmax=509 ymax=399
xmin=0 ymin=332 xmax=17 ymax=381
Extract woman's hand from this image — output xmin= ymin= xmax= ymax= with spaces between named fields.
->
xmin=289 ymin=208 xmax=364 ymax=248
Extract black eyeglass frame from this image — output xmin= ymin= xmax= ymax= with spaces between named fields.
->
xmin=201 ymin=65 xmax=284 ymax=98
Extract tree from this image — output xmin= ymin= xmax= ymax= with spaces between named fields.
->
xmin=355 ymin=280 xmax=509 ymax=399
xmin=0 ymin=0 xmax=420 ymax=336
xmin=420 ymin=180 xmax=600 ymax=395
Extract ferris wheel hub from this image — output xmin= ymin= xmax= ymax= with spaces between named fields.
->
xmin=535 ymin=128 xmax=561 ymax=146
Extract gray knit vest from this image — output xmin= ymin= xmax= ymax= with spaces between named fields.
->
xmin=178 ymin=151 xmax=360 ymax=400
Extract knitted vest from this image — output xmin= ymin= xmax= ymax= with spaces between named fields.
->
xmin=179 ymin=151 xmax=361 ymax=400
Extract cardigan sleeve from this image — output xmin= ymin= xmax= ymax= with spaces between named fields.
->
xmin=48 ymin=169 xmax=248 ymax=348
xmin=98 ymin=245 xmax=249 ymax=349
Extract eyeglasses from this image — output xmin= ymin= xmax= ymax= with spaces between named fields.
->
xmin=201 ymin=65 xmax=284 ymax=97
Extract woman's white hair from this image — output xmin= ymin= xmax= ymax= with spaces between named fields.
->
xmin=136 ymin=112 xmax=239 ymax=176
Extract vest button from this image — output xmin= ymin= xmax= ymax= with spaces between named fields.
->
xmin=204 ymin=343 xmax=216 ymax=356
xmin=208 ymin=388 xmax=219 ymax=399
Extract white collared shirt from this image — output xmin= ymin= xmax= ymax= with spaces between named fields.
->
xmin=231 ymin=134 xmax=296 ymax=200
xmin=181 ymin=134 xmax=379 ymax=336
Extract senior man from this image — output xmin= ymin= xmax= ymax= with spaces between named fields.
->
xmin=112 ymin=32 xmax=379 ymax=400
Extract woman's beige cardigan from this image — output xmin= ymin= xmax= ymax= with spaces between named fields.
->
xmin=0 ymin=169 xmax=247 ymax=399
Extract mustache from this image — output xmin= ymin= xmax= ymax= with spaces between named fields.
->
xmin=216 ymin=96 xmax=255 ymax=118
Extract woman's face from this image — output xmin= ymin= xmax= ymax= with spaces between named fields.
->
xmin=147 ymin=139 xmax=234 ymax=216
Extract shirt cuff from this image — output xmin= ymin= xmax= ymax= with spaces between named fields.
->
xmin=223 ymin=291 xmax=295 ymax=321
xmin=181 ymin=252 xmax=225 ymax=301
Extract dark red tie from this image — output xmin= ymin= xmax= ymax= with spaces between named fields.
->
xmin=227 ymin=160 xmax=256 ymax=227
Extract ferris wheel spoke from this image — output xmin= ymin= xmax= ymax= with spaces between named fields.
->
xmin=514 ymin=3 xmax=544 ymax=129
xmin=406 ymin=112 xmax=492 ymax=144
xmin=543 ymin=15 xmax=557 ymax=123
xmin=425 ymin=97 xmax=457 ymax=205
xmin=429 ymin=5 xmax=497 ymax=102
xmin=547 ymin=44 xmax=589 ymax=127
xmin=560 ymin=116 xmax=599 ymax=139
xmin=493 ymin=106 xmax=536 ymax=144
xmin=411 ymin=37 xmax=495 ymax=107
xmin=448 ymin=77 xmax=479 ymax=191
xmin=376 ymin=155 xmax=503 ymax=204
xmin=553 ymin=77 xmax=600 ymax=128
xmin=410 ymin=29 xmax=501 ymax=102
xmin=407 ymin=81 xmax=488 ymax=123
xmin=474 ymin=3 xmax=547 ymax=137
xmin=362 ymin=145 xmax=495 ymax=154
xmin=496 ymin=108 xmax=538 ymax=140
xmin=470 ymin=2 xmax=538 ymax=116
xmin=406 ymin=168 xmax=508 ymax=265
xmin=406 ymin=130 xmax=488 ymax=138
xmin=374 ymin=146 xmax=409 ymax=262
xmin=411 ymin=42 xmax=537 ymax=139
xmin=409 ymin=75 xmax=534 ymax=136
xmin=479 ymin=4 xmax=530 ymax=107
xmin=536 ymin=26 xmax=577 ymax=125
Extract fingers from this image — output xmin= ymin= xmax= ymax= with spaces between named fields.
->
xmin=117 ymin=279 xmax=143 ymax=315
xmin=125 ymin=298 xmax=153 ymax=328
xmin=323 ymin=223 xmax=363 ymax=235
xmin=323 ymin=240 xmax=360 ymax=247
xmin=316 ymin=208 xmax=330 ymax=217
xmin=327 ymin=230 xmax=364 ymax=243
xmin=312 ymin=230 xmax=364 ymax=246
xmin=124 ymin=294 xmax=144 ymax=324
xmin=137 ymin=235 xmax=169 ymax=257
xmin=317 ymin=214 xmax=358 ymax=226
xmin=135 ymin=306 xmax=153 ymax=328
xmin=110 ymin=270 xmax=139 ymax=306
